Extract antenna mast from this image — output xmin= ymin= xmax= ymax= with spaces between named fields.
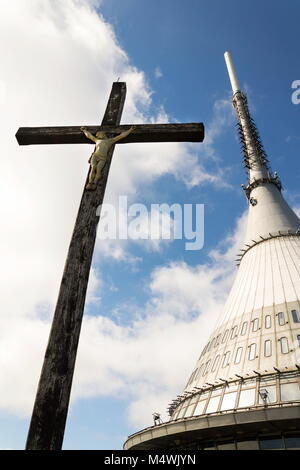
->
xmin=224 ymin=52 xmax=276 ymax=195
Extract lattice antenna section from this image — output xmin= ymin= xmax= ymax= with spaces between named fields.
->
xmin=233 ymin=91 xmax=270 ymax=174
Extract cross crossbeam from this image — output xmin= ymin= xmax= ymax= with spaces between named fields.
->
xmin=16 ymin=123 xmax=204 ymax=146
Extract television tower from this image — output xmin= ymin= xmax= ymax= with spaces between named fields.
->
xmin=124 ymin=52 xmax=300 ymax=450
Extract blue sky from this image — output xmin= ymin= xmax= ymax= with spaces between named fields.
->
xmin=0 ymin=0 xmax=299 ymax=450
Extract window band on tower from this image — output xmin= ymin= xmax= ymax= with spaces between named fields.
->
xmin=248 ymin=343 xmax=256 ymax=361
xmin=222 ymin=351 xmax=230 ymax=368
xmin=265 ymin=315 xmax=271 ymax=329
xmin=292 ymin=310 xmax=300 ymax=323
xmin=222 ymin=330 xmax=229 ymax=344
xmin=252 ymin=318 xmax=259 ymax=332
xmin=234 ymin=347 xmax=243 ymax=364
xmin=280 ymin=337 xmax=289 ymax=354
xmin=241 ymin=321 xmax=248 ymax=335
xmin=211 ymin=355 xmax=220 ymax=372
xmin=203 ymin=360 xmax=211 ymax=376
xmin=264 ymin=340 xmax=272 ymax=357
xmin=230 ymin=326 xmax=238 ymax=339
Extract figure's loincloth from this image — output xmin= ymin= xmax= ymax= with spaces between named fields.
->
xmin=90 ymin=153 xmax=107 ymax=166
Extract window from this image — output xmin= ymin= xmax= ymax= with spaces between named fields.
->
xmin=230 ymin=326 xmax=238 ymax=339
xmin=177 ymin=406 xmax=186 ymax=419
xmin=234 ymin=347 xmax=243 ymax=364
xmin=220 ymin=392 xmax=237 ymax=411
xmin=211 ymin=355 xmax=220 ymax=373
xmin=260 ymin=437 xmax=284 ymax=450
xmin=215 ymin=334 xmax=221 ymax=347
xmin=238 ymin=388 xmax=256 ymax=408
xmin=203 ymin=360 xmax=211 ymax=376
xmin=206 ymin=341 xmax=211 ymax=352
xmin=194 ymin=400 xmax=207 ymax=416
xmin=265 ymin=315 xmax=271 ymax=329
xmin=185 ymin=403 xmax=196 ymax=417
xmin=194 ymin=364 xmax=204 ymax=381
xmin=241 ymin=321 xmax=248 ymax=336
xmin=248 ymin=343 xmax=256 ymax=360
xmin=285 ymin=436 xmax=300 ymax=449
xmin=278 ymin=312 xmax=285 ymax=326
xmin=222 ymin=351 xmax=230 ymax=368
xmin=281 ymin=383 xmax=300 ymax=401
xmin=280 ymin=337 xmax=289 ymax=354
xmin=292 ymin=309 xmax=300 ymax=323
xmin=297 ymin=335 xmax=300 ymax=347
xmin=189 ymin=395 xmax=198 ymax=405
xmin=222 ymin=330 xmax=229 ymax=344
xmin=252 ymin=318 xmax=259 ymax=332
xmin=264 ymin=340 xmax=272 ymax=357
xmin=206 ymin=396 xmax=220 ymax=414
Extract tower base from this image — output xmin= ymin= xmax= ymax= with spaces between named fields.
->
xmin=124 ymin=405 xmax=300 ymax=450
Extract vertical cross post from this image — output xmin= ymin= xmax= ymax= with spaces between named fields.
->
xmin=25 ymin=82 xmax=126 ymax=450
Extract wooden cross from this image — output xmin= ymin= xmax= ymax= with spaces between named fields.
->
xmin=16 ymin=82 xmax=204 ymax=450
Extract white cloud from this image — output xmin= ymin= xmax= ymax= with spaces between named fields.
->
xmin=179 ymin=98 xmax=235 ymax=189
xmin=86 ymin=268 xmax=103 ymax=305
xmin=0 ymin=0 xmax=241 ymax=437
xmin=154 ymin=67 xmax=163 ymax=79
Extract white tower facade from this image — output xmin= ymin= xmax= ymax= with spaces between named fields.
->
xmin=124 ymin=53 xmax=300 ymax=450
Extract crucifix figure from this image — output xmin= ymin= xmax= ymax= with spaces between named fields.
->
xmin=16 ymin=82 xmax=204 ymax=450
xmin=81 ymin=125 xmax=136 ymax=190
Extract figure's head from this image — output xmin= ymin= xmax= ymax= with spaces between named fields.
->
xmin=96 ymin=131 xmax=107 ymax=139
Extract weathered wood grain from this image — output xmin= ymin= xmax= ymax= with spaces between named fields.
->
xmin=23 ymin=81 xmax=205 ymax=450
xmin=25 ymin=82 xmax=127 ymax=450
xmin=16 ymin=123 xmax=204 ymax=145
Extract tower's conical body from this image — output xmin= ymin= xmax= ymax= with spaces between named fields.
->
xmin=124 ymin=53 xmax=300 ymax=450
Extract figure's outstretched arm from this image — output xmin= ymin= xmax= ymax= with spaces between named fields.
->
xmin=81 ymin=127 xmax=97 ymax=143
xmin=112 ymin=126 xmax=136 ymax=143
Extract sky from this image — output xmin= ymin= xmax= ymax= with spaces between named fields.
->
xmin=0 ymin=0 xmax=300 ymax=450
